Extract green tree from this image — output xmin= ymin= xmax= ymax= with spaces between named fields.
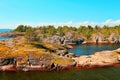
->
xmin=57 ymin=26 xmax=64 ymax=36
xmin=14 ymin=25 xmax=25 ymax=32
xmin=69 ymin=27 xmax=77 ymax=31
xmin=14 ymin=25 xmax=32 ymax=32
xmin=63 ymin=26 xmax=70 ymax=33
xmin=47 ymin=25 xmax=56 ymax=36
xmin=77 ymin=26 xmax=86 ymax=33
xmin=25 ymin=28 xmax=38 ymax=43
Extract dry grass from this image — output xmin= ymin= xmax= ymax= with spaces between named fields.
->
xmin=111 ymin=51 xmax=120 ymax=58
xmin=54 ymin=57 xmax=74 ymax=66
xmin=0 ymin=37 xmax=73 ymax=66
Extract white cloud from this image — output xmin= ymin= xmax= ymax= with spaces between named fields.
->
xmin=0 ymin=19 xmax=120 ymax=29
xmin=0 ymin=24 xmax=16 ymax=29
xmin=102 ymin=19 xmax=120 ymax=26
xmin=28 ymin=19 xmax=120 ymax=27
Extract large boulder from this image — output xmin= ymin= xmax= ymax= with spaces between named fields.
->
xmin=108 ymin=33 xmax=120 ymax=43
xmin=73 ymin=50 xmax=120 ymax=67
xmin=43 ymin=35 xmax=61 ymax=44
xmin=114 ymin=48 xmax=120 ymax=54
xmin=90 ymin=34 xmax=107 ymax=43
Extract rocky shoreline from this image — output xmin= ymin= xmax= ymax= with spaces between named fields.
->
xmin=0 ymin=32 xmax=24 ymax=38
xmin=0 ymin=48 xmax=120 ymax=72
xmin=0 ymin=32 xmax=120 ymax=72
xmin=0 ymin=32 xmax=120 ymax=44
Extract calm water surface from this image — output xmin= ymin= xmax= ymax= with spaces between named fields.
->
xmin=0 ymin=67 xmax=120 ymax=80
xmin=0 ymin=29 xmax=12 ymax=40
xmin=0 ymin=29 xmax=11 ymax=33
xmin=69 ymin=44 xmax=120 ymax=55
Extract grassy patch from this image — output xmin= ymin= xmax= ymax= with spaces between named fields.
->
xmin=111 ymin=51 xmax=120 ymax=58
xmin=54 ymin=57 xmax=74 ymax=66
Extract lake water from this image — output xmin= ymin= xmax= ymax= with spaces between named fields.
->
xmin=0 ymin=29 xmax=11 ymax=33
xmin=69 ymin=44 xmax=120 ymax=55
xmin=0 ymin=29 xmax=12 ymax=40
xmin=0 ymin=67 xmax=120 ymax=80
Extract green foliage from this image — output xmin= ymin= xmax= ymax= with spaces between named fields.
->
xmin=77 ymin=26 xmax=86 ymax=33
xmin=77 ymin=25 xmax=94 ymax=39
xmin=25 ymin=28 xmax=40 ymax=43
xmin=38 ymin=25 xmax=56 ymax=37
xmin=21 ymin=24 xmax=120 ymax=43
xmin=14 ymin=25 xmax=32 ymax=32
xmin=57 ymin=26 xmax=64 ymax=36
xmin=47 ymin=25 xmax=56 ymax=36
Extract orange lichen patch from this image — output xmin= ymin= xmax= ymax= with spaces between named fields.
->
xmin=11 ymin=50 xmax=29 ymax=57
xmin=0 ymin=37 xmax=65 ymax=67
xmin=17 ymin=60 xmax=27 ymax=65
xmin=0 ymin=44 xmax=12 ymax=58
xmin=41 ymin=42 xmax=64 ymax=50
xmin=12 ymin=36 xmax=25 ymax=44
xmin=54 ymin=57 xmax=74 ymax=66
xmin=111 ymin=51 xmax=120 ymax=58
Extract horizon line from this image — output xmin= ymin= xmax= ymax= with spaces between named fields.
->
xmin=0 ymin=19 xmax=120 ymax=29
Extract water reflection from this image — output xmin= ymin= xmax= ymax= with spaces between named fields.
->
xmin=0 ymin=67 xmax=120 ymax=80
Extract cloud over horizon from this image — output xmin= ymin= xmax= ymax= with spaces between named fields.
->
xmin=0 ymin=19 xmax=120 ymax=29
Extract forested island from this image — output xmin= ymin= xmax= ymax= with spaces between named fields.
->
xmin=0 ymin=25 xmax=120 ymax=72
xmin=1 ymin=25 xmax=120 ymax=44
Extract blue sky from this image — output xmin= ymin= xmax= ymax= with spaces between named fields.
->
xmin=0 ymin=0 xmax=120 ymax=29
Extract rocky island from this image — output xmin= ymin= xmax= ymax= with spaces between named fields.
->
xmin=0 ymin=25 xmax=120 ymax=72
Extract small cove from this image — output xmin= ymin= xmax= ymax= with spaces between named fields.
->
xmin=0 ymin=29 xmax=12 ymax=40
xmin=69 ymin=44 xmax=120 ymax=55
